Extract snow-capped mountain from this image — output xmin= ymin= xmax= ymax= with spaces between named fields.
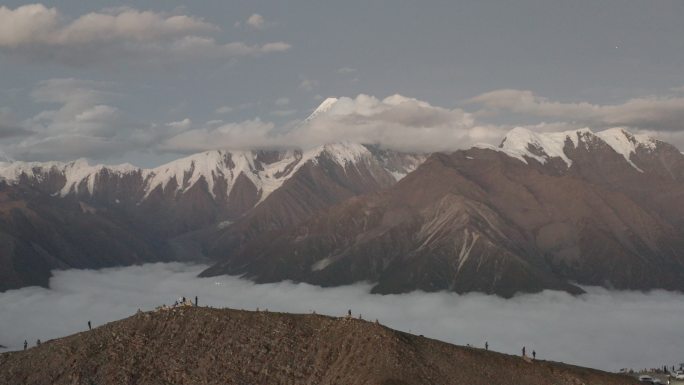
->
xmin=0 ymin=142 xmax=425 ymax=291
xmin=478 ymin=127 xmax=669 ymax=172
xmin=0 ymin=143 xmax=423 ymax=206
xmin=202 ymin=127 xmax=684 ymax=297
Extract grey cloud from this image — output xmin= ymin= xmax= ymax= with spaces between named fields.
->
xmin=470 ymin=89 xmax=684 ymax=132
xmin=0 ymin=263 xmax=682 ymax=372
xmin=0 ymin=4 xmax=290 ymax=66
xmin=7 ymin=78 xmax=145 ymax=161
xmin=159 ymin=118 xmax=276 ymax=153
xmin=0 ymin=108 xmax=32 ymax=138
xmin=246 ymin=14 xmax=265 ymax=30
xmin=0 ymin=124 xmax=32 ymax=138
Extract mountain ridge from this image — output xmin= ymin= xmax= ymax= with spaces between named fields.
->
xmin=201 ymin=126 xmax=684 ymax=297
xmin=0 ymin=306 xmax=635 ymax=385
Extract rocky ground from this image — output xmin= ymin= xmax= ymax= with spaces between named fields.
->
xmin=0 ymin=306 xmax=636 ymax=385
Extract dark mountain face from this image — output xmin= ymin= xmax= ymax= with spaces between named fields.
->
xmin=0 ymin=183 xmax=170 ymax=292
xmin=0 ymin=307 xmax=635 ymax=385
xmin=202 ymin=128 xmax=684 ymax=297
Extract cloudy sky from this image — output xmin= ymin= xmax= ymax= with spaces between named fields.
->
xmin=1 ymin=1 xmax=684 ymax=166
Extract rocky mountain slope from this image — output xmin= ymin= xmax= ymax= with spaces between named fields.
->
xmin=202 ymin=127 xmax=684 ymax=297
xmin=0 ymin=144 xmax=423 ymax=236
xmin=0 ymin=183 xmax=170 ymax=291
xmin=0 ymin=142 xmax=423 ymax=291
xmin=0 ymin=307 xmax=635 ymax=385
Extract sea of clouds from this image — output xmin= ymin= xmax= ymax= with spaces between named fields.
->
xmin=1 ymin=262 xmax=682 ymax=372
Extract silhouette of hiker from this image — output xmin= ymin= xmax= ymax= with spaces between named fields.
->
xmin=36 ymin=339 xmax=41 ymax=347
xmin=347 ymin=309 xmax=351 ymax=317
xmin=88 ymin=321 xmax=91 ymax=330
xmin=485 ymin=341 xmax=489 ymax=351
xmin=195 ymin=296 xmax=198 ymax=306
xmin=533 ymin=350 xmax=536 ymax=360
xmin=23 ymin=340 xmax=27 ymax=350
xmin=522 ymin=346 xmax=526 ymax=357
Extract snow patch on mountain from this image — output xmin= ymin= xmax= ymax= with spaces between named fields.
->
xmin=595 ymin=128 xmax=657 ymax=172
xmin=0 ymin=143 xmax=422 ymax=204
xmin=142 ymin=143 xmax=375 ymax=203
xmin=498 ymin=127 xmax=591 ymax=166
xmin=488 ymin=127 xmax=658 ymax=171
xmin=0 ymin=159 xmax=139 ymax=196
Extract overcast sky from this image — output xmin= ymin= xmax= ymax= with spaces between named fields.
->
xmin=1 ymin=1 xmax=684 ymax=166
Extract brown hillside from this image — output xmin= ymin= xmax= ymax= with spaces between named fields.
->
xmin=0 ymin=307 xmax=635 ymax=385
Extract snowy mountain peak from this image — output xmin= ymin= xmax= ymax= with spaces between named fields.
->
xmin=142 ymin=149 xmax=274 ymax=199
xmin=305 ymin=97 xmax=338 ymax=121
xmin=497 ymin=127 xmax=590 ymax=166
xmin=0 ymin=144 xmax=423 ymax=207
xmin=594 ymin=128 xmax=658 ymax=171
xmin=313 ymin=142 xmax=372 ymax=166
xmin=0 ymin=158 xmax=139 ymax=196
xmin=491 ymin=127 xmax=660 ymax=170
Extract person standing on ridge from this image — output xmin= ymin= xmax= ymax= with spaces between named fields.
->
xmin=23 ymin=340 xmax=27 ymax=350
xmin=195 ymin=296 xmax=198 ymax=306
xmin=485 ymin=341 xmax=488 ymax=351
xmin=522 ymin=346 xmax=526 ymax=357
xmin=532 ymin=350 xmax=536 ymax=360
xmin=88 ymin=320 xmax=91 ymax=330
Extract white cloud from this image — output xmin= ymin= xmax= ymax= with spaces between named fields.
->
xmin=0 ymin=263 xmax=682 ymax=372
xmin=246 ymin=13 xmax=265 ymax=30
xmin=470 ymin=88 xmax=684 ymax=132
xmin=159 ymin=94 xmax=502 ymax=153
xmin=9 ymin=86 xmax=684 ymax=162
xmin=0 ymin=4 xmax=290 ymax=65
xmin=160 ymin=118 xmax=276 ymax=153
xmin=167 ymin=118 xmax=192 ymax=130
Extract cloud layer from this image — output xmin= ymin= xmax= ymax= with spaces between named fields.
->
xmin=470 ymin=89 xmax=684 ymax=132
xmin=1 ymin=263 xmax=682 ymax=372
xmin=5 ymin=79 xmax=684 ymax=162
xmin=160 ymin=94 xmax=505 ymax=154
xmin=0 ymin=4 xmax=290 ymax=65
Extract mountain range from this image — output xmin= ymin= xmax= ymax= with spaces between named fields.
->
xmin=2 ymin=99 xmax=684 ymax=296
